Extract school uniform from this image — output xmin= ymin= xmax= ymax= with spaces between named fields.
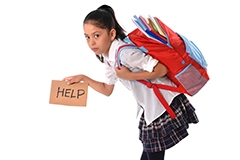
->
xmin=103 ymin=39 xmax=199 ymax=153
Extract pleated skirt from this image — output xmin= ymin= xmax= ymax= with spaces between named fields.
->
xmin=138 ymin=94 xmax=199 ymax=152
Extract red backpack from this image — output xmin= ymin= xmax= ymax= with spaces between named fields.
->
xmin=116 ymin=15 xmax=209 ymax=119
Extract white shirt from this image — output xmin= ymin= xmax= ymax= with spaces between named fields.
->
xmin=103 ymin=39 xmax=179 ymax=125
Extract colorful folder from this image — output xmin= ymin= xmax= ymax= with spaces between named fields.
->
xmin=132 ymin=15 xmax=168 ymax=45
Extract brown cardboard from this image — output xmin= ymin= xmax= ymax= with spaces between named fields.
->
xmin=49 ymin=80 xmax=88 ymax=106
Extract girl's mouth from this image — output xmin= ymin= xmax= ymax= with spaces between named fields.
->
xmin=91 ymin=48 xmax=98 ymax=52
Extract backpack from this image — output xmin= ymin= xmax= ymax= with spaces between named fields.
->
xmin=115 ymin=15 xmax=210 ymax=119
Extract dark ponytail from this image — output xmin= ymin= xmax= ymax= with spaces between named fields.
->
xmin=83 ymin=5 xmax=127 ymax=63
xmin=97 ymin=5 xmax=126 ymax=40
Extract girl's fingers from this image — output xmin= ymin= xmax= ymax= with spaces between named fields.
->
xmin=62 ymin=76 xmax=72 ymax=81
xmin=62 ymin=77 xmax=74 ymax=85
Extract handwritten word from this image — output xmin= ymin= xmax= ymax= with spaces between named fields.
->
xmin=56 ymin=87 xmax=85 ymax=99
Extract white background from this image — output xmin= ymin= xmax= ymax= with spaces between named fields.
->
xmin=0 ymin=0 xmax=239 ymax=160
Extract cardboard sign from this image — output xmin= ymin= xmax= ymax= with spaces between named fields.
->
xmin=49 ymin=80 xmax=88 ymax=106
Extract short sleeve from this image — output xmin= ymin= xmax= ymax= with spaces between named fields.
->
xmin=120 ymin=48 xmax=159 ymax=72
xmin=104 ymin=64 xmax=118 ymax=85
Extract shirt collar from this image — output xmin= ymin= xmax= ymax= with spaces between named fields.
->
xmin=103 ymin=39 xmax=126 ymax=63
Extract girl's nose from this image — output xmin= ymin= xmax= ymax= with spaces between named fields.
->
xmin=89 ymin=38 xmax=96 ymax=45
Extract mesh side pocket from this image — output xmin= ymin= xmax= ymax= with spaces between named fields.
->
xmin=175 ymin=64 xmax=208 ymax=96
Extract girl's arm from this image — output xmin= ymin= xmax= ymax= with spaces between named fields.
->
xmin=115 ymin=62 xmax=167 ymax=80
xmin=63 ymin=74 xmax=114 ymax=96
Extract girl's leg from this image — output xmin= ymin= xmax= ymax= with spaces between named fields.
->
xmin=140 ymin=151 xmax=148 ymax=160
xmin=141 ymin=150 xmax=165 ymax=160
xmin=147 ymin=151 xmax=165 ymax=160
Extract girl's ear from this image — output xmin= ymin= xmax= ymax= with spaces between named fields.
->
xmin=110 ymin=29 xmax=116 ymax=41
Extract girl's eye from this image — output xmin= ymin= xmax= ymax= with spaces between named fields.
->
xmin=94 ymin=34 xmax=99 ymax=38
xmin=85 ymin=35 xmax=89 ymax=40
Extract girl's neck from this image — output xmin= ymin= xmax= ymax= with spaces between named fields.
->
xmin=103 ymin=52 xmax=109 ymax=57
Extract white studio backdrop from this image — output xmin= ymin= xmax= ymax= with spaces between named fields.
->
xmin=0 ymin=0 xmax=239 ymax=160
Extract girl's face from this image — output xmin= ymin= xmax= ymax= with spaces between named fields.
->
xmin=84 ymin=22 xmax=116 ymax=57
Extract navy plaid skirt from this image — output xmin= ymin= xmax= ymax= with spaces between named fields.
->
xmin=138 ymin=94 xmax=199 ymax=152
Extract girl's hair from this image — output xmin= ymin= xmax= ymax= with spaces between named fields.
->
xmin=83 ymin=5 xmax=127 ymax=63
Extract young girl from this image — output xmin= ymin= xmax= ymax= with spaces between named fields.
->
xmin=63 ymin=4 xmax=199 ymax=160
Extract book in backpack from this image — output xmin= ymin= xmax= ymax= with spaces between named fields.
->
xmin=116 ymin=15 xmax=209 ymax=119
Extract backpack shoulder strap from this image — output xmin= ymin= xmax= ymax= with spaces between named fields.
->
xmin=115 ymin=44 xmax=136 ymax=69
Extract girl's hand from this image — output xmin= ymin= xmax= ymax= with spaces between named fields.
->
xmin=62 ymin=74 xmax=85 ymax=85
xmin=115 ymin=65 xmax=131 ymax=79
